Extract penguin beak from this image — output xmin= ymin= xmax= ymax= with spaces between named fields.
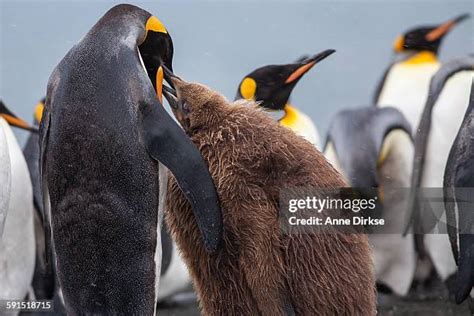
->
xmin=163 ymin=85 xmax=179 ymax=110
xmin=0 ymin=101 xmax=38 ymax=133
xmin=426 ymin=13 xmax=470 ymax=42
xmin=285 ymin=49 xmax=336 ymax=84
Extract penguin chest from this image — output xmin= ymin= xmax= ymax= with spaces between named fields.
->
xmin=0 ymin=118 xmax=36 ymax=300
xmin=422 ymin=71 xmax=474 ymax=187
xmin=378 ymin=63 xmax=440 ymax=128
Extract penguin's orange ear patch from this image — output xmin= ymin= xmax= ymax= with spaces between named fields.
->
xmin=240 ymin=77 xmax=257 ymax=100
xmin=285 ymin=61 xmax=316 ymax=84
xmin=393 ymin=35 xmax=404 ymax=53
xmin=146 ymin=16 xmax=167 ymax=35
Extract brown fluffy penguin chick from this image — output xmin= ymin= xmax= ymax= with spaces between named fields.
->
xmin=165 ymin=79 xmax=376 ymax=316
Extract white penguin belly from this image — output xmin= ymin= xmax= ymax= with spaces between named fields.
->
xmin=421 ymin=71 xmax=473 ymax=280
xmin=373 ymin=130 xmax=416 ymax=296
xmin=0 ymin=118 xmax=36 ymax=300
xmin=157 ymin=242 xmax=191 ymax=301
xmin=378 ymin=63 xmax=440 ymax=129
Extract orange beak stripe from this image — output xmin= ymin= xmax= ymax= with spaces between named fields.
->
xmin=156 ymin=66 xmax=164 ymax=104
xmin=1 ymin=113 xmax=31 ymax=130
xmin=426 ymin=20 xmax=456 ymax=42
xmin=285 ymin=61 xmax=316 ymax=84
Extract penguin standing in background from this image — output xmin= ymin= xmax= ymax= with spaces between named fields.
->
xmin=444 ymin=80 xmax=474 ymax=306
xmin=235 ymin=49 xmax=336 ymax=148
xmin=406 ymin=57 xmax=474 ymax=291
xmin=23 ymin=98 xmax=55 ymax=300
xmin=324 ymin=106 xmax=415 ymax=296
xmin=40 ymin=4 xmax=221 ymax=314
xmin=0 ymin=100 xmax=36 ymax=302
xmin=375 ymin=14 xmax=470 ymax=129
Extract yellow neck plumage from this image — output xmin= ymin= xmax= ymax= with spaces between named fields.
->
xmin=279 ymin=104 xmax=299 ymax=128
xmin=401 ymin=51 xmax=438 ymax=66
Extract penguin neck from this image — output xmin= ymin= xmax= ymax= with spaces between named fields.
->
xmin=279 ymin=103 xmax=300 ymax=128
xmin=400 ymin=51 xmax=438 ymax=66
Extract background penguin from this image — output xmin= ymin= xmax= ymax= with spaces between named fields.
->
xmin=406 ymin=56 xmax=474 ymax=293
xmin=235 ymin=49 xmax=336 ymax=148
xmin=0 ymin=100 xmax=36 ymax=303
xmin=324 ymin=106 xmax=416 ymax=297
xmin=39 ymin=4 xmax=221 ymax=314
xmin=375 ymin=14 xmax=470 ymax=129
xmin=163 ymin=72 xmax=376 ymax=315
xmin=23 ymin=98 xmax=57 ymax=301
xmin=444 ymin=80 xmax=474 ymax=306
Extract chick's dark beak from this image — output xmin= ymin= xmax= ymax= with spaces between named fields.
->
xmin=163 ymin=85 xmax=179 ymax=110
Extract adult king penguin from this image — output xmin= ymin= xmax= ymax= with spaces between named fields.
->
xmin=324 ymin=106 xmax=415 ymax=297
xmin=444 ymin=80 xmax=474 ymax=305
xmin=407 ymin=56 xmax=474 ymax=293
xmin=375 ymin=14 xmax=470 ymax=129
xmin=0 ymin=101 xmax=36 ymax=303
xmin=39 ymin=4 xmax=222 ymax=314
xmin=235 ymin=50 xmax=336 ymax=148
xmin=29 ymin=100 xmax=192 ymax=306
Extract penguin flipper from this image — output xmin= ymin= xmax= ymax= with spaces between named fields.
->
xmin=405 ymin=56 xmax=474 ymax=235
xmin=39 ymin=104 xmax=53 ymax=268
xmin=444 ymin=80 xmax=474 ymax=303
xmin=138 ymin=99 xmax=222 ymax=253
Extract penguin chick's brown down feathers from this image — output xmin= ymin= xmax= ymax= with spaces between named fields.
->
xmin=165 ymin=79 xmax=376 ymax=316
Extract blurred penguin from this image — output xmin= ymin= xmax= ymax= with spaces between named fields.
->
xmin=0 ymin=100 xmax=36 ymax=305
xmin=406 ymin=56 xmax=474 ymax=293
xmin=235 ymin=50 xmax=336 ymax=148
xmin=324 ymin=106 xmax=415 ymax=296
xmin=375 ymin=14 xmax=470 ymax=129
xmin=444 ymin=80 xmax=474 ymax=307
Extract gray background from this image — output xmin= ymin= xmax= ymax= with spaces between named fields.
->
xmin=1 ymin=0 xmax=473 ymax=145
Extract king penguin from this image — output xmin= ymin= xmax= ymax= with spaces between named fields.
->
xmin=324 ymin=106 xmax=415 ymax=296
xmin=29 ymin=99 xmax=193 ymax=307
xmin=235 ymin=49 xmax=336 ymax=148
xmin=375 ymin=14 xmax=470 ymax=129
xmin=0 ymin=100 xmax=36 ymax=303
xmin=406 ymin=56 xmax=474 ymax=292
xmin=39 ymin=4 xmax=222 ymax=314
xmin=444 ymin=79 xmax=474 ymax=306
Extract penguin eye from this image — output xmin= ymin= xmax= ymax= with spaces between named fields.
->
xmin=182 ymin=102 xmax=190 ymax=113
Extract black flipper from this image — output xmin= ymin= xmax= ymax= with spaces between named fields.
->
xmin=138 ymin=98 xmax=222 ymax=253
xmin=404 ymin=56 xmax=474 ymax=235
xmin=39 ymin=102 xmax=53 ymax=269
xmin=324 ymin=106 xmax=412 ymax=188
xmin=373 ymin=62 xmax=395 ymax=104
xmin=444 ymin=80 xmax=474 ymax=304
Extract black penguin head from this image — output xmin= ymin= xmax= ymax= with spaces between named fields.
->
xmin=0 ymin=100 xmax=37 ymax=132
xmin=393 ymin=13 xmax=470 ymax=54
xmin=138 ymin=15 xmax=174 ymax=103
xmin=235 ymin=49 xmax=335 ymax=110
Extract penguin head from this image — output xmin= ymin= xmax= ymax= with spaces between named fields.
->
xmin=393 ymin=13 xmax=470 ymax=54
xmin=138 ymin=15 xmax=174 ymax=104
xmin=0 ymin=100 xmax=37 ymax=132
xmin=162 ymin=67 xmax=227 ymax=134
xmin=235 ymin=49 xmax=336 ymax=110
